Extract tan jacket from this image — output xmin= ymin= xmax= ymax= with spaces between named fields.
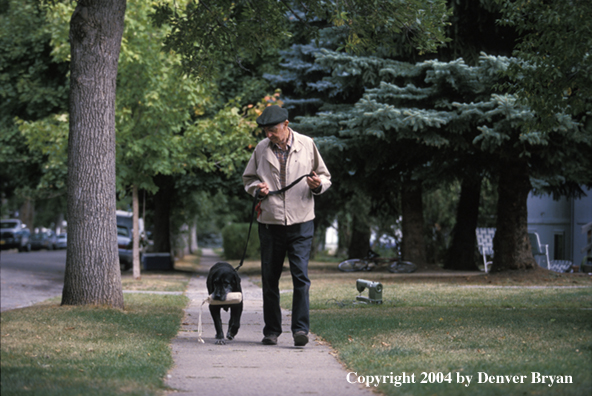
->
xmin=242 ymin=129 xmax=331 ymax=226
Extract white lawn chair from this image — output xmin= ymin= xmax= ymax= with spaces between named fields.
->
xmin=528 ymin=232 xmax=550 ymax=269
xmin=476 ymin=228 xmax=495 ymax=273
xmin=548 ymin=260 xmax=574 ymax=273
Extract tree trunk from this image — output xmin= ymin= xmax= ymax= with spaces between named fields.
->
xmin=348 ymin=212 xmax=370 ymax=259
xmin=401 ymin=182 xmax=426 ymax=265
xmin=310 ymin=218 xmax=322 ymax=259
xmin=174 ymin=224 xmax=188 ymax=259
xmin=152 ymin=174 xmax=173 ymax=254
xmin=190 ymin=221 xmax=199 ymax=253
xmin=336 ymin=212 xmax=350 ymax=257
xmin=132 ymin=184 xmax=141 ymax=280
xmin=56 ymin=212 xmax=65 ymax=235
xmin=62 ymin=0 xmax=126 ymax=308
xmin=444 ymin=174 xmax=482 ymax=271
xmin=19 ymin=199 xmax=34 ymax=232
xmin=491 ymin=160 xmax=537 ymax=271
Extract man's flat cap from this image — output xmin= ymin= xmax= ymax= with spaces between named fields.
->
xmin=256 ymin=105 xmax=288 ymax=127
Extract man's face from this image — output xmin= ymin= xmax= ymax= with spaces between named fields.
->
xmin=262 ymin=121 xmax=289 ymax=145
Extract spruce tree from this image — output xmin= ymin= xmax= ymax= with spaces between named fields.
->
xmin=297 ymin=52 xmax=588 ymax=271
xmin=268 ymin=1 xmax=591 ymax=271
xmin=267 ymin=0 xmax=522 ymax=265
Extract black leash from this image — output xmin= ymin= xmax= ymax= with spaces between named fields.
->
xmin=235 ymin=173 xmax=314 ymax=271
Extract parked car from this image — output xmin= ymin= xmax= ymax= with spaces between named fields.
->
xmin=0 ymin=219 xmax=31 ymax=252
xmin=117 ymin=225 xmax=133 ymax=271
xmin=116 ymin=210 xmax=145 ymax=239
xmin=55 ymin=233 xmax=67 ymax=249
xmin=30 ymin=230 xmax=57 ymax=250
xmin=116 ymin=211 xmax=146 ymax=271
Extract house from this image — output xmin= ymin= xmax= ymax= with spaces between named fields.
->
xmin=527 ymin=187 xmax=592 ymax=268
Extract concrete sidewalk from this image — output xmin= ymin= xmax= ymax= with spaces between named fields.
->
xmin=165 ymin=249 xmax=372 ymax=396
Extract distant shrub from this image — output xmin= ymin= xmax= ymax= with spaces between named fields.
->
xmin=221 ymin=223 xmax=260 ymax=260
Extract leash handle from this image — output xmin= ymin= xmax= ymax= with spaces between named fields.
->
xmin=268 ymin=172 xmax=315 ymax=196
xmin=234 ymin=173 xmax=315 ymax=272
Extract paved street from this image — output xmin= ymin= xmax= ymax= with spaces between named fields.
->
xmin=0 ymin=249 xmax=66 ymax=312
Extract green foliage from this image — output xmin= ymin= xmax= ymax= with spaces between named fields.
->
xmin=293 ymin=48 xmax=590 ymax=265
xmin=322 ymin=0 xmax=452 ymax=56
xmin=116 ymin=0 xmax=214 ymax=193
xmin=221 ymin=222 xmax=260 ymax=260
xmin=0 ymin=124 xmax=42 ymax=205
xmin=497 ymin=0 xmax=592 ymax=129
xmin=0 ymin=0 xmax=69 ymax=122
xmin=268 ymin=2 xmax=590 ymax=267
xmin=115 ymin=1 xmax=259 ymax=195
xmin=306 ymin=52 xmax=588 ymax=193
xmin=17 ymin=114 xmax=68 ymax=196
xmin=151 ymin=0 xmax=294 ymax=77
xmin=302 ymin=54 xmax=484 ymax=189
xmin=152 ymin=0 xmax=452 ymax=77
xmin=0 ymin=0 xmax=69 ymax=204
xmin=12 ymin=1 xmax=259 ymax=200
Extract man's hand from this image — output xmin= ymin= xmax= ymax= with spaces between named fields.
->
xmin=257 ymin=182 xmax=269 ymax=197
xmin=306 ymin=172 xmax=322 ymax=191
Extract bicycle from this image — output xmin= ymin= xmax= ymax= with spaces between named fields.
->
xmin=338 ymin=249 xmax=417 ymax=273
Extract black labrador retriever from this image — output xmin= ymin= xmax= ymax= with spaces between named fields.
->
xmin=206 ymin=261 xmax=243 ymax=345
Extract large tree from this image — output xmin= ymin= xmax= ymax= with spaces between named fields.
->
xmin=61 ymin=0 xmax=127 ymax=308
xmin=266 ymin=0 xmax=523 ymax=266
xmin=296 ymin=52 xmax=589 ymax=271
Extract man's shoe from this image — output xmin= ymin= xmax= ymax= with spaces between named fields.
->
xmin=261 ymin=335 xmax=278 ymax=345
xmin=293 ymin=331 xmax=308 ymax=347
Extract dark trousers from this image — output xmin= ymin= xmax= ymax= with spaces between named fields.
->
xmin=258 ymin=220 xmax=314 ymax=337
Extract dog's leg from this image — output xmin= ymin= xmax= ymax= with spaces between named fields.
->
xmin=227 ymin=301 xmax=243 ymax=340
xmin=209 ymin=305 xmax=226 ymax=345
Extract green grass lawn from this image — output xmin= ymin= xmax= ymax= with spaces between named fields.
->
xmin=2 ymin=252 xmax=590 ymax=396
xmin=0 ymin=254 xmax=202 ymax=396
xmin=275 ymin=265 xmax=592 ymax=396
xmin=1 ymin=294 xmax=187 ymax=396
xmin=311 ymin=305 xmax=590 ymax=395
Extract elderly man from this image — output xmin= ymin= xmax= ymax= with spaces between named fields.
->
xmin=243 ymin=105 xmax=331 ymax=347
